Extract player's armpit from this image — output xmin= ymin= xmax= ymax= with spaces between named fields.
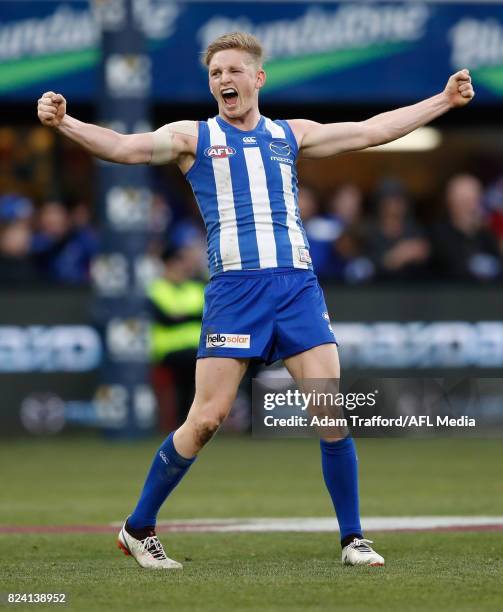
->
xmin=151 ymin=121 xmax=198 ymax=165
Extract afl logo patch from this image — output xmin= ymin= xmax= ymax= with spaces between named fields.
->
xmin=269 ymin=140 xmax=291 ymax=156
xmin=205 ymin=145 xmax=236 ymax=159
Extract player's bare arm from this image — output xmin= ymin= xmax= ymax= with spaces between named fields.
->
xmin=36 ymin=91 xmax=197 ymax=170
xmin=289 ymin=69 xmax=475 ymax=159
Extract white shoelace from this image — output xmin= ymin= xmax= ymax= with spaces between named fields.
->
xmin=141 ymin=535 xmax=168 ymax=560
xmin=350 ymin=538 xmax=374 ymax=552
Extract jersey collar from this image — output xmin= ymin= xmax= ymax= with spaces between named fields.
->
xmin=215 ymin=114 xmax=265 ymax=134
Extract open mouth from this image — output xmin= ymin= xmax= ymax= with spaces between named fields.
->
xmin=221 ymin=88 xmax=238 ymax=107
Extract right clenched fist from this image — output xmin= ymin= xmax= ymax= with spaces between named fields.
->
xmin=37 ymin=91 xmax=66 ymax=127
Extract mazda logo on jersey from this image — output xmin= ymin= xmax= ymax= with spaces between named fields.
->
xmin=269 ymin=140 xmax=292 ymax=156
xmin=204 ymin=146 xmax=236 ymax=159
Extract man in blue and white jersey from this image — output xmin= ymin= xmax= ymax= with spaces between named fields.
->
xmin=37 ymin=32 xmax=474 ymax=569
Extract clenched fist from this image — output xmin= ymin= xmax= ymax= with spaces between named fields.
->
xmin=37 ymin=91 xmax=67 ymax=127
xmin=443 ymin=69 xmax=475 ymax=108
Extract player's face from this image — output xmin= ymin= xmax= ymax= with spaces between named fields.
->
xmin=208 ymin=49 xmax=265 ymax=120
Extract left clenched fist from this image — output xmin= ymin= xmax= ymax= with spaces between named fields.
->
xmin=443 ymin=69 xmax=475 ymax=108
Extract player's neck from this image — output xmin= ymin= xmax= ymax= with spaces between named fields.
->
xmin=218 ymin=107 xmax=261 ymax=131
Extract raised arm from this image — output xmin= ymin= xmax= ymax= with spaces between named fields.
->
xmin=36 ymin=91 xmax=196 ymax=167
xmin=289 ymin=70 xmax=475 ymax=159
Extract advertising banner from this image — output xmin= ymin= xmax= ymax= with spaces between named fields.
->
xmin=1 ymin=284 xmax=502 ymax=436
xmin=1 ymin=1 xmax=503 ymax=104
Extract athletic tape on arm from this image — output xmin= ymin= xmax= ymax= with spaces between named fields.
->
xmin=151 ymin=121 xmax=197 ymax=165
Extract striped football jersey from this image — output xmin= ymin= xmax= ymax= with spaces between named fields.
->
xmin=186 ymin=115 xmax=312 ymax=277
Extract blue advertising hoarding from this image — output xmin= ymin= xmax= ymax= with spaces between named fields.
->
xmin=1 ymin=283 xmax=503 ymax=437
xmin=1 ymin=1 xmax=503 ymax=104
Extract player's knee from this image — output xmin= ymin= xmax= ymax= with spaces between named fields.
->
xmin=190 ymin=412 xmax=225 ymax=448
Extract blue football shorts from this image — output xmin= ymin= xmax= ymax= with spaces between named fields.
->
xmin=197 ymin=267 xmax=337 ymax=364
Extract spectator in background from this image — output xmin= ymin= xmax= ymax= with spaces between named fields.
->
xmin=297 ymin=185 xmax=319 ymax=223
xmin=71 ymin=200 xmax=95 ymax=233
xmin=297 ymin=186 xmax=330 ymax=274
xmin=299 ymin=184 xmax=373 ymax=282
xmin=0 ymin=193 xmax=33 ymax=224
xmin=0 ymin=193 xmax=38 ymax=284
xmin=302 ymin=185 xmax=345 ymax=278
xmin=148 ymin=243 xmax=205 ymax=430
xmin=367 ymin=179 xmax=430 ymax=281
xmin=328 ymin=184 xmax=374 ymax=283
xmin=299 ymin=184 xmax=370 ymax=280
xmin=432 ymin=174 xmax=502 ymax=281
xmin=0 ymin=220 xmax=38 ymax=284
xmin=32 ymin=200 xmax=98 ymax=284
xmin=70 ymin=200 xmax=99 ymax=269
xmin=483 ymin=177 xmax=503 ymax=258
xmin=328 ymin=183 xmax=363 ymax=228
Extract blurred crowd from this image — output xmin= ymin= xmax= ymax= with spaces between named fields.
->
xmin=0 ymin=196 xmax=98 ymax=285
xmin=300 ymin=173 xmax=503 ymax=283
xmin=1 ymin=172 xmax=503 ymax=286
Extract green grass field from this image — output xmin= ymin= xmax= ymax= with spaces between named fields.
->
xmin=1 ymin=436 xmax=502 ymax=611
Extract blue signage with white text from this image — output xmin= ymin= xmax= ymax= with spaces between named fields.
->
xmin=1 ymin=1 xmax=502 ymax=103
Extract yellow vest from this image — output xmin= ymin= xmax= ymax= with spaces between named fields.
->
xmin=148 ymin=278 xmax=205 ymax=360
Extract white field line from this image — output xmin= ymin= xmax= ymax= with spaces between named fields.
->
xmin=110 ymin=516 xmax=503 ymax=533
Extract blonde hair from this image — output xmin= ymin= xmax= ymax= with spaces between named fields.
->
xmin=204 ymin=31 xmax=264 ymax=67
